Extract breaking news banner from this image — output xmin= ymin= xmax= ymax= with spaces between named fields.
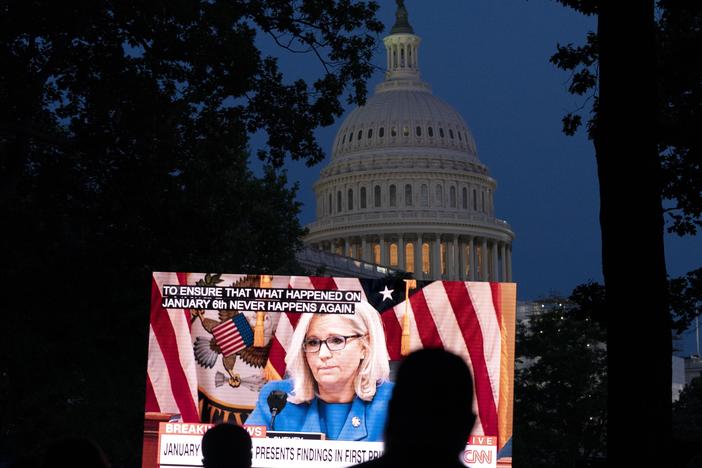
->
xmin=143 ymin=273 xmax=516 ymax=468
xmin=157 ymin=423 xmax=497 ymax=468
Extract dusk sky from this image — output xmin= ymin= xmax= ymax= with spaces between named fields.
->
xmin=254 ymin=1 xmax=701 ymax=355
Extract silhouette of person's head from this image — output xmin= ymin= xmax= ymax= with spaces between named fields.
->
xmin=384 ymin=349 xmax=476 ymax=463
xmin=201 ymin=423 xmax=252 ymax=468
xmin=42 ymin=436 xmax=110 ymax=468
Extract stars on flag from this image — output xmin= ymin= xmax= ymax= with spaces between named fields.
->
xmin=379 ymin=285 xmax=394 ymax=301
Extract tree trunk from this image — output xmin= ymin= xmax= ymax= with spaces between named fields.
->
xmin=597 ymin=1 xmax=671 ymax=464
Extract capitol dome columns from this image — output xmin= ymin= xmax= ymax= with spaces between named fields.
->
xmin=415 ymin=234 xmax=423 ymax=279
xmin=384 ymin=0 xmax=421 ymax=81
xmin=500 ymin=243 xmax=507 ymax=282
xmin=397 ymin=234 xmax=405 ymax=271
xmin=310 ymin=234 xmax=512 ymax=282
xmin=481 ymin=238 xmax=489 ymax=281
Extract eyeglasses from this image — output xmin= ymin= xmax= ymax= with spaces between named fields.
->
xmin=302 ymin=334 xmax=364 ymax=353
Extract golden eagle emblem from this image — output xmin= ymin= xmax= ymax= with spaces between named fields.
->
xmin=191 ymin=274 xmax=273 ymax=389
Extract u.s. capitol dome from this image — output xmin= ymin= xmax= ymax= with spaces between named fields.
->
xmin=304 ymin=2 xmax=514 ymax=281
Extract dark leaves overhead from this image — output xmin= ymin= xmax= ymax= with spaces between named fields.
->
xmin=553 ymin=0 xmax=599 ymax=16
xmin=0 ymin=0 xmax=383 ymax=172
xmin=657 ymin=0 xmax=702 ymax=236
xmin=550 ymin=1 xmax=702 ymax=236
xmin=549 ymin=31 xmax=598 ymax=137
xmin=0 ymin=2 xmax=382 ymax=465
xmin=561 ymin=113 xmax=583 ymax=137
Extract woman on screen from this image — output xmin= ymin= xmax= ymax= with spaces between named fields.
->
xmin=246 ymin=301 xmax=392 ymax=441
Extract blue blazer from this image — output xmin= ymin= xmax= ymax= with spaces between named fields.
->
xmin=246 ymin=379 xmax=394 ymax=441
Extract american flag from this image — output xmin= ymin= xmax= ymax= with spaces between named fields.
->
xmin=211 ymin=313 xmax=254 ymax=357
xmin=145 ymin=272 xmax=200 ymax=422
xmin=264 ymin=276 xmax=516 ymax=454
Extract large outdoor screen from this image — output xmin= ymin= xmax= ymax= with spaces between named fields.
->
xmin=142 ymin=272 xmax=516 ymax=468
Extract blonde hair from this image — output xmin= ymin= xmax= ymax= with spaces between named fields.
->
xmin=285 ymin=300 xmax=390 ymax=404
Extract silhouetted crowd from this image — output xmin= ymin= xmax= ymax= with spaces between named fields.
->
xmin=11 ymin=349 xmax=699 ymax=468
xmin=3 ymin=349 xmax=476 ymax=468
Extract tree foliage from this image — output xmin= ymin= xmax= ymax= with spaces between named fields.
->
xmin=548 ymin=1 xmax=702 ymax=463
xmin=673 ymin=377 xmax=702 ymax=466
xmin=550 ymin=0 xmax=702 ymax=236
xmin=670 ymin=268 xmax=702 ymax=335
xmin=513 ymin=283 xmax=607 ymax=468
xmin=674 ymin=377 xmax=702 ymax=439
xmin=0 ymin=1 xmax=383 ymax=466
xmin=513 ymin=275 xmax=700 ymax=467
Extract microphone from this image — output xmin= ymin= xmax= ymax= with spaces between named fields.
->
xmin=267 ymin=390 xmax=288 ymax=431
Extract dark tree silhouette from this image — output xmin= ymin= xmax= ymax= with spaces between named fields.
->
xmin=598 ymin=4 xmax=670 ymax=464
xmin=0 ymin=1 xmax=383 ymax=466
xmin=549 ymin=0 xmax=686 ymax=464
xmin=670 ymin=268 xmax=702 ymax=335
xmin=672 ymin=377 xmax=702 ymax=467
xmin=551 ymin=1 xmax=702 ymax=236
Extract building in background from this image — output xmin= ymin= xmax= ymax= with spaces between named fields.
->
xmin=673 ymin=355 xmax=685 ymax=402
xmin=303 ymin=2 xmax=514 ymax=281
xmin=685 ymin=354 xmax=702 ymax=386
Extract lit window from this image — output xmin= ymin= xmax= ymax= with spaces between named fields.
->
xmin=391 ymin=127 xmax=397 ymax=137
xmin=405 ymin=243 xmax=414 ymax=273
xmin=390 ymin=243 xmax=398 ymax=267
xmin=422 ymin=243 xmax=430 ymax=274
xmin=403 ymin=126 xmax=409 ymax=137
xmin=373 ymin=243 xmax=381 ymax=264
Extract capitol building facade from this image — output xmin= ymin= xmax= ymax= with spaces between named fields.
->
xmin=304 ymin=3 xmax=514 ymax=282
